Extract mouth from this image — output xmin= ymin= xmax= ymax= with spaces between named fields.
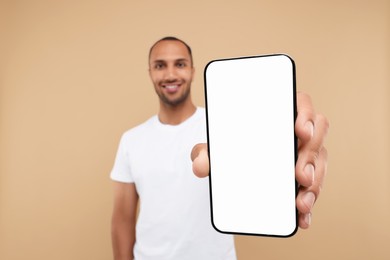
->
xmin=162 ymin=83 xmax=181 ymax=93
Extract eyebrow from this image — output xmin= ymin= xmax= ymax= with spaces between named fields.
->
xmin=152 ymin=58 xmax=190 ymax=64
xmin=175 ymin=58 xmax=189 ymax=63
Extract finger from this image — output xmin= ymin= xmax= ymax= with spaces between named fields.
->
xmin=295 ymin=113 xmax=329 ymax=187
xmin=298 ymin=212 xmax=312 ymax=229
xmin=191 ymin=143 xmax=210 ymax=178
xmin=295 ymin=92 xmax=316 ymax=144
xmin=191 ymin=143 xmax=206 ymax=161
xmin=296 ymin=147 xmax=328 ymax=215
xmin=296 ymin=147 xmax=328 ymax=229
xmin=300 ymin=113 xmax=329 ymax=155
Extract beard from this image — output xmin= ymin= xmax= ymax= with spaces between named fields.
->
xmin=156 ymin=84 xmax=191 ymax=106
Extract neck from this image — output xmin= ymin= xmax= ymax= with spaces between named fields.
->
xmin=158 ymin=98 xmax=196 ymax=125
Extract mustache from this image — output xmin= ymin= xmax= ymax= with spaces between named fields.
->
xmin=160 ymin=79 xmax=181 ymax=84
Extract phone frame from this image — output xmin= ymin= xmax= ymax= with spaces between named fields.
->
xmin=203 ymin=54 xmax=298 ymax=238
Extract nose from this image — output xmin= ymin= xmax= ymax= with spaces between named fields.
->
xmin=164 ymin=65 xmax=177 ymax=81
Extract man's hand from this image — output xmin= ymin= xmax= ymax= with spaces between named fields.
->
xmin=191 ymin=91 xmax=329 ymax=229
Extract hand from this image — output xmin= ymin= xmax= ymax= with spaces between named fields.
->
xmin=191 ymin=91 xmax=329 ymax=229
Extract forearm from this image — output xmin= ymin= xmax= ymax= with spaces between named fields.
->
xmin=112 ymin=216 xmax=136 ymax=260
xmin=111 ymin=182 xmax=138 ymax=260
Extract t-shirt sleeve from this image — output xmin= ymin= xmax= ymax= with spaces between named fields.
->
xmin=110 ymin=134 xmax=134 ymax=183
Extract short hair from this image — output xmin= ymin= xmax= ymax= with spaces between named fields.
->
xmin=148 ymin=36 xmax=193 ymax=66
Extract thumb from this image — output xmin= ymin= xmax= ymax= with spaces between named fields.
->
xmin=191 ymin=143 xmax=209 ymax=178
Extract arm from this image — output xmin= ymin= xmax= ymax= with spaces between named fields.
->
xmin=191 ymin=91 xmax=329 ymax=229
xmin=111 ymin=181 xmax=139 ymax=260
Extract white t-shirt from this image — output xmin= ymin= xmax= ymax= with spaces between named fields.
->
xmin=111 ymin=107 xmax=236 ymax=260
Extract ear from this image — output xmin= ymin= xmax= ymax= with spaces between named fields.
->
xmin=191 ymin=67 xmax=195 ymax=79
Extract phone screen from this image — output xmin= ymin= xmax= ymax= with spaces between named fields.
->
xmin=204 ymin=54 xmax=297 ymax=237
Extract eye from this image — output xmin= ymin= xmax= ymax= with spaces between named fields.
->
xmin=154 ymin=63 xmax=165 ymax=70
xmin=176 ymin=62 xmax=186 ymax=68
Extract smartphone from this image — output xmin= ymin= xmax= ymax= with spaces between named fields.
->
xmin=204 ymin=54 xmax=297 ymax=237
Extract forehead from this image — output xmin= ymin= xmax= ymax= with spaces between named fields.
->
xmin=149 ymin=40 xmax=191 ymax=63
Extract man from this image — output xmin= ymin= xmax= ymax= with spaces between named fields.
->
xmin=111 ymin=37 xmax=329 ymax=260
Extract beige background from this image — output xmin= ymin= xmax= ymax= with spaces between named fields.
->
xmin=1 ymin=0 xmax=389 ymax=259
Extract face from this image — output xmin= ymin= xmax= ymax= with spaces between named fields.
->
xmin=149 ymin=40 xmax=194 ymax=107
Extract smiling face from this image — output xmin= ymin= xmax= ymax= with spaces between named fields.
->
xmin=149 ymin=40 xmax=195 ymax=107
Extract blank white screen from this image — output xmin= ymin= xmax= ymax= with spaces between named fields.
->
xmin=205 ymin=55 xmax=297 ymax=237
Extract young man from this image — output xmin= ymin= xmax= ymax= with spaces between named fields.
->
xmin=111 ymin=37 xmax=329 ymax=260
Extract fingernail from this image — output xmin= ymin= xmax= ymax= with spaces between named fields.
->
xmin=303 ymin=192 xmax=315 ymax=210
xmin=305 ymin=121 xmax=314 ymax=138
xmin=304 ymin=164 xmax=315 ymax=185
xmin=304 ymin=213 xmax=312 ymax=226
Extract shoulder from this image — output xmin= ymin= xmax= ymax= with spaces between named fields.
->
xmin=197 ymin=106 xmax=205 ymax=114
xmin=194 ymin=107 xmax=206 ymax=121
xmin=194 ymin=107 xmax=206 ymax=128
xmin=120 ymin=115 xmax=157 ymax=143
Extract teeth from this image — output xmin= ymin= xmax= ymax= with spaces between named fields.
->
xmin=165 ymin=85 xmax=178 ymax=89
